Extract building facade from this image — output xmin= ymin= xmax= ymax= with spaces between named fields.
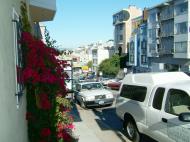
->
xmin=147 ymin=0 xmax=190 ymax=72
xmin=129 ymin=15 xmax=150 ymax=73
xmin=113 ymin=6 xmax=142 ymax=55
xmin=91 ymin=40 xmax=114 ymax=73
xmin=0 ymin=1 xmax=56 ymax=142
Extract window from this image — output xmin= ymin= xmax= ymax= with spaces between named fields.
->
xmin=82 ymin=83 xmax=103 ymax=90
xmin=130 ymin=42 xmax=134 ymax=53
xmin=141 ymin=40 xmax=147 ymax=49
xmin=161 ymin=21 xmax=174 ymax=37
xmin=113 ymin=16 xmax=116 ymax=24
xmin=149 ymin=44 xmax=157 ymax=53
xmin=13 ymin=8 xmax=24 ymax=108
xmin=130 ymin=55 xmax=134 ymax=63
xmin=93 ymin=59 xmax=97 ymax=64
xmin=141 ymin=55 xmax=147 ymax=64
xmin=119 ymin=35 xmax=123 ymax=41
xmin=119 ymin=13 xmax=123 ymax=21
xmin=153 ymin=88 xmax=165 ymax=110
xmin=175 ymin=41 xmax=187 ymax=53
xmin=149 ymin=29 xmax=156 ymax=39
xmin=120 ymin=85 xmax=147 ymax=102
xmin=161 ymin=5 xmax=174 ymax=20
xmin=175 ymin=22 xmax=187 ymax=35
xmin=149 ymin=13 xmax=156 ymax=23
xmin=175 ymin=2 xmax=188 ymax=16
xmin=165 ymin=89 xmax=190 ymax=115
xmin=119 ymin=24 xmax=123 ymax=30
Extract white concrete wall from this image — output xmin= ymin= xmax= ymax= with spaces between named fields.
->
xmin=151 ymin=63 xmax=165 ymax=72
xmin=124 ymin=6 xmax=142 ymax=53
xmin=0 ymin=1 xmax=28 ymax=142
xmin=97 ymin=49 xmax=109 ymax=65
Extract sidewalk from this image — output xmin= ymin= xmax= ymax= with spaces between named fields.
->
xmin=71 ymin=104 xmax=102 ymax=142
xmin=73 ymin=121 xmax=102 ymax=142
xmin=71 ymin=103 xmax=129 ymax=142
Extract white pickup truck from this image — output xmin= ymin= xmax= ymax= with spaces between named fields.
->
xmin=116 ymin=72 xmax=190 ymax=142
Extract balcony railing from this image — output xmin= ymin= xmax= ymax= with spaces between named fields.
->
xmin=29 ymin=0 xmax=56 ymax=22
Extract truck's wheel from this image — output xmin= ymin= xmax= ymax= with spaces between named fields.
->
xmin=124 ymin=119 xmax=140 ymax=142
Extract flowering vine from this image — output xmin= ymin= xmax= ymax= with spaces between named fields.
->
xmin=20 ymin=2 xmax=76 ymax=142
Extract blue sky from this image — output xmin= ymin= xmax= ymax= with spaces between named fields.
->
xmin=44 ymin=0 xmax=165 ymax=49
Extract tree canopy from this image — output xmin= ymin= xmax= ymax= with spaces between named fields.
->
xmin=87 ymin=60 xmax=93 ymax=68
xmin=98 ymin=55 xmax=120 ymax=77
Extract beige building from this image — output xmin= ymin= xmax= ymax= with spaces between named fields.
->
xmin=113 ymin=6 xmax=142 ymax=54
xmin=0 ymin=0 xmax=56 ymax=142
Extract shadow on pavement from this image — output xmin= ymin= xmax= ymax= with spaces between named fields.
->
xmin=70 ymin=102 xmax=82 ymax=122
xmin=92 ymin=107 xmax=157 ymax=142
xmin=92 ymin=107 xmax=123 ymax=130
xmin=92 ymin=107 xmax=127 ymax=142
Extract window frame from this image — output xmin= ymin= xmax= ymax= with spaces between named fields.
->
xmin=152 ymin=87 xmax=165 ymax=110
xmin=175 ymin=2 xmax=188 ymax=16
xmin=120 ymin=84 xmax=147 ymax=102
xmin=175 ymin=22 xmax=188 ymax=35
xmin=164 ymin=88 xmax=190 ymax=116
xmin=174 ymin=41 xmax=187 ymax=53
xmin=12 ymin=8 xmax=24 ymax=109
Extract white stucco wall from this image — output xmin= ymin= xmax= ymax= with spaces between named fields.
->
xmin=0 ymin=1 xmax=28 ymax=142
xmin=97 ymin=49 xmax=109 ymax=65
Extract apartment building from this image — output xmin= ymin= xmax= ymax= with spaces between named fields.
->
xmin=91 ymin=40 xmax=114 ymax=73
xmin=73 ymin=46 xmax=89 ymax=66
xmin=0 ymin=1 xmax=56 ymax=142
xmin=129 ymin=13 xmax=150 ymax=73
xmin=113 ymin=6 xmax=142 ymax=55
xmin=147 ymin=0 xmax=190 ymax=72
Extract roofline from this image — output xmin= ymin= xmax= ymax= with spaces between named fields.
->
xmin=113 ymin=9 xmax=128 ymax=16
xmin=113 ymin=5 xmax=142 ymax=16
xmin=147 ymin=0 xmax=173 ymax=11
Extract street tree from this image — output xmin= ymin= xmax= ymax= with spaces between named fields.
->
xmin=99 ymin=55 xmax=120 ymax=77
xmin=87 ymin=60 xmax=93 ymax=68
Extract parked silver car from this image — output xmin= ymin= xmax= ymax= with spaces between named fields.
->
xmin=74 ymin=82 xmax=114 ymax=108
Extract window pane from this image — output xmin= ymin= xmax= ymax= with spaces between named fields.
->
xmin=149 ymin=13 xmax=156 ymax=23
xmin=175 ymin=22 xmax=187 ymax=34
xmin=175 ymin=42 xmax=187 ymax=53
xmin=175 ymin=2 xmax=188 ymax=16
xmin=165 ymin=89 xmax=190 ymax=115
xmin=120 ymin=35 xmax=123 ymax=40
xmin=120 ymin=85 xmax=147 ymax=102
xmin=130 ymin=55 xmax=134 ymax=62
xmin=153 ymin=88 xmax=165 ymax=110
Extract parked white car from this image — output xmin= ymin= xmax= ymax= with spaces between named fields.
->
xmin=116 ymin=72 xmax=190 ymax=142
xmin=74 ymin=82 xmax=114 ymax=108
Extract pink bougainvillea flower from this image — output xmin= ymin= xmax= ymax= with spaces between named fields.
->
xmin=39 ymin=93 xmax=51 ymax=110
xmin=40 ymin=128 xmax=51 ymax=137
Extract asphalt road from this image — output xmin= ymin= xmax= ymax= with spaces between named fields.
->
xmin=71 ymin=89 xmax=156 ymax=142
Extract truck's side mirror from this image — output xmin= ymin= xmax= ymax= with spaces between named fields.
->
xmin=179 ymin=113 xmax=190 ymax=122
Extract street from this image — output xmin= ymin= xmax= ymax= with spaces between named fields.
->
xmin=71 ymin=102 xmax=129 ymax=142
xmin=71 ymin=89 xmax=155 ymax=142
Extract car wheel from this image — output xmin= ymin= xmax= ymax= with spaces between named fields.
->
xmin=123 ymin=119 xmax=140 ymax=142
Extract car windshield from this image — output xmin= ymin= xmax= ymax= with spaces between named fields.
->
xmin=82 ymin=83 xmax=103 ymax=90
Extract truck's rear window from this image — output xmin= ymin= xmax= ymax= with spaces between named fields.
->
xmin=120 ymin=85 xmax=147 ymax=102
